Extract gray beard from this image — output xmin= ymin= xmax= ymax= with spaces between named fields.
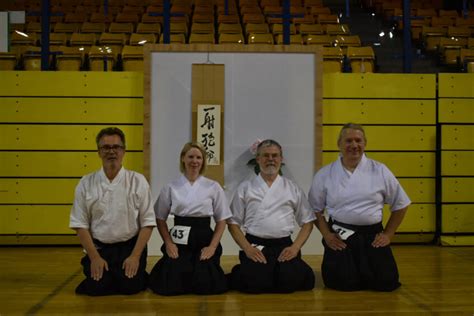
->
xmin=262 ymin=166 xmax=278 ymax=175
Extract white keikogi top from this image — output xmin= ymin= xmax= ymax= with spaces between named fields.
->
xmin=70 ymin=167 xmax=156 ymax=244
xmin=154 ymin=175 xmax=232 ymax=222
xmin=308 ymin=155 xmax=411 ymax=226
xmin=229 ymin=174 xmax=316 ymax=239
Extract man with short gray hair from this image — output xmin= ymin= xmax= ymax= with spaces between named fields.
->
xmin=70 ymin=127 xmax=156 ymax=296
xmin=227 ymin=139 xmax=316 ymax=293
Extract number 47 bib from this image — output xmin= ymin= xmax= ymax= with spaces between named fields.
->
xmin=170 ymin=225 xmax=191 ymax=245
xmin=332 ymin=224 xmax=355 ymax=240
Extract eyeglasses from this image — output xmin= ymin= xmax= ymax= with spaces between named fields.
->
xmin=99 ymin=144 xmax=124 ymax=152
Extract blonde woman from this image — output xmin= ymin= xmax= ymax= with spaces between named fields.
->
xmin=149 ymin=142 xmax=231 ymax=295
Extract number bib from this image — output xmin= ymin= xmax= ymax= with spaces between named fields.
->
xmin=332 ymin=224 xmax=355 ymax=240
xmin=170 ymin=225 xmax=191 ymax=245
xmin=251 ymin=244 xmax=264 ymax=251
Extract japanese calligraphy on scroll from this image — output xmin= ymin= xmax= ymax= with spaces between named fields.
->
xmin=197 ymin=104 xmax=221 ymax=165
xmin=191 ymin=63 xmax=225 ymax=185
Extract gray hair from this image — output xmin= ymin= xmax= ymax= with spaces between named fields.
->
xmin=337 ymin=123 xmax=367 ymax=145
xmin=256 ymin=139 xmax=283 ymax=157
xmin=96 ymin=127 xmax=126 ymax=149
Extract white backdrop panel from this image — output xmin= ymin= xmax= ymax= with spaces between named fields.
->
xmin=149 ymin=51 xmax=322 ymax=255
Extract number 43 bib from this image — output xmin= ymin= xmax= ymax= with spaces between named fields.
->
xmin=170 ymin=225 xmax=191 ymax=245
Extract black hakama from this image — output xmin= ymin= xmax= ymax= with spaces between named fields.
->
xmin=75 ymin=235 xmax=148 ymax=296
xmin=321 ymin=219 xmax=401 ymax=292
xmin=148 ymin=216 xmax=227 ymax=295
xmin=228 ymin=234 xmax=315 ymax=293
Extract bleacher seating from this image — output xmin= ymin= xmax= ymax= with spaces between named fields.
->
xmin=122 ymin=45 xmax=144 ymax=71
xmin=189 ymin=32 xmax=214 ymax=43
xmin=88 ymin=45 xmax=116 ymax=71
xmin=0 ymin=53 xmax=17 ymax=70
xmin=271 ymin=23 xmax=297 ymax=35
xmin=246 ymin=22 xmax=270 ymax=35
xmin=55 ymin=45 xmax=84 ymax=71
xmin=136 ymin=22 xmax=161 ymax=34
xmin=305 ymin=34 xmax=333 ymax=46
xmin=219 ymin=33 xmax=245 ymax=44
xmin=370 ymin=0 xmax=474 ymax=72
xmin=81 ymin=21 xmax=107 ymax=34
xmin=218 ymin=23 xmax=242 ymax=34
xmin=248 ymin=32 xmax=274 ymax=44
xmin=460 ymin=48 xmax=474 ymax=72
xmin=190 ymin=22 xmax=214 ymax=34
xmin=321 ymin=46 xmax=344 ymax=72
xmin=275 ymin=33 xmax=303 ymax=44
xmin=22 ymin=46 xmax=42 ymax=70
xmin=159 ymin=33 xmax=186 ymax=43
xmin=438 ymin=37 xmax=468 ymax=65
xmin=347 ymin=46 xmax=376 ymax=73
xmin=70 ymin=32 xmax=96 ymax=47
xmin=334 ymin=34 xmax=361 ymax=51
xmin=129 ymin=32 xmax=156 ymax=45
xmin=298 ymin=23 xmax=324 ymax=36
xmin=325 ymin=23 xmax=350 ymax=36
xmin=6 ymin=0 xmax=471 ymax=73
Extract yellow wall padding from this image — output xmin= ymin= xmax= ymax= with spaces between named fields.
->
xmin=1 ymin=72 xmax=471 ymax=245
xmin=0 ymin=205 xmax=72 ymax=234
xmin=440 ymin=236 xmax=474 ymax=246
xmin=323 ymin=126 xmax=436 ymax=151
xmin=0 ymin=98 xmax=143 ymax=123
xmin=392 ymin=234 xmax=435 ymax=243
xmin=0 ymin=206 xmax=17 ymax=234
xmin=0 ymin=125 xmax=143 ymax=150
xmin=0 ymin=71 xmax=145 ymax=244
xmin=441 ymin=151 xmax=474 ymax=176
xmin=321 ymin=73 xmax=438 ymax=241
xmin=0 ymin=152 xmax=144 ymax=177
xmin=383 ymin=204 xmax=435 ymax=232
xmin=323 ymin=73 xmax=436 ymax=98
xmin=0 ymin=71 xmax=143 ymax=97
xmin=322 ymin=152 xmax=436 ymax=177
xmin=0 ymin=235 xmax=78 ymax=245
xmin=442 ymin=178 xmax=474 ymax=202
xmin=439 ymin=73 xmax=474 ymax=244
xmin=439 ymin=99 xmax=474 ymax=123
xmin=442 ymin=204 xmax=474 ymax=233
xmin=323 ymin=99 xmax=436 ymax=124
xmin=398 ymin=178 xmax=435 ymax=203
xmin=438 ymin=73 xmax=474 ymax=98
xmin=441 ymin=125 xmax=474 ymax=150
xmin=0 ymin=179 xmax=78 ymax=204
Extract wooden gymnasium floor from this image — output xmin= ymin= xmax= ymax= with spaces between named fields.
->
xmin=0 ymin=245 xmax=473 ymax=315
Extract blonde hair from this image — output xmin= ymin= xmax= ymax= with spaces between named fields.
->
xmin=179 ymin=142 xmax=207 ymax=174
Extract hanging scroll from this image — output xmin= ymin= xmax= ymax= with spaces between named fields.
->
xmin=191 ymin=64 xmax=225 ymax=185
